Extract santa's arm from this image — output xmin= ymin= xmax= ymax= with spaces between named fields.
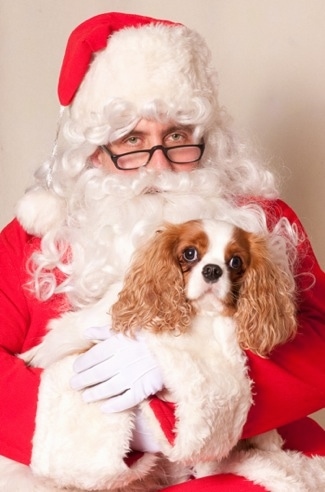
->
xmin=0 ymin=220 xmax=44 ymax=465
xmin=30 ymin=355 xmax=160 ymax=490
xmin=0 ymin=220 xmax=158 ymax=489
xmin=243 ymin=199 xmax=325 ymax=437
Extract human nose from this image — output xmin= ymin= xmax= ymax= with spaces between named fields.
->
xmin=146 ymin=146 xmax=173 ymax=171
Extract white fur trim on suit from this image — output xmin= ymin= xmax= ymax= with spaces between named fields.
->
xmin=195 ymin=430 xmax=325 ymax=491
xmin=0 ymin=454 xmax=84 ymax=491
xmin=30 ymin=356 xmax=159 ymax=490
xmin=15 ymin=188 xmax=66 ymax=237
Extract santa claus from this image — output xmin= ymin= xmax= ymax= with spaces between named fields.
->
xmin=0 ymin=11 xmax=325 ymax=491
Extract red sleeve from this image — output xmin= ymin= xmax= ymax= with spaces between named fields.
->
xmin=150 ymin=199 xmax=325 ymax=442
xmin=242 ymin=199 xmax=325 ymax=436
xmin=0 ymin=219 xmax=60 ymax=465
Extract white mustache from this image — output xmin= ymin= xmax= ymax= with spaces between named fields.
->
xmin=98 ymin=167 xmax=224 ymax=199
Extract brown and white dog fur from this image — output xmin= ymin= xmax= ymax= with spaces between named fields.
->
xmin=4 ymin=219 xmax=325 ymax=491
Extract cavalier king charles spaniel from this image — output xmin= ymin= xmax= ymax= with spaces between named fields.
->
xmin=18 ymin=219 xmax=325 ymax=491
xmin=111 ymin=218 xmax=297 ymax=356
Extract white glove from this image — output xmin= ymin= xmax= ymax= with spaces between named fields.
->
xmin=131 ymin=408 xmax=161 ymax=453
xmin=70 ymin=325 xmax=164 ymax=413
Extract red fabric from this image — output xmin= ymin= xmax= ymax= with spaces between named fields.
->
xmin=58 ymin=12 xmax=178 ymax=106
xmin=280 ymin=417 xmax=325 ymax=456
xmin=0 ymin=198 xmax=324 ymax=472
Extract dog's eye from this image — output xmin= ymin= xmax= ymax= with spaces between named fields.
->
xmin=228 ymin=256 xmax=242 ymax=270
xmin=182 ymin=247 xmax=198 ymax=262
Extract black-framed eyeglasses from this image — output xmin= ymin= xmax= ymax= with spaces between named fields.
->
xmin=100 ymin=143 xmax=205 ymax=170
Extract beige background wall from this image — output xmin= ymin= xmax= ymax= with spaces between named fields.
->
xmin=1 ymin=1 xmax=324 ymax=426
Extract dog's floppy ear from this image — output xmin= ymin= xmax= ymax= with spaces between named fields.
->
xmin=235 ymin=233 xmax=297 ymax=357
xmin=111 ymin=224 xmax=194 ymax=335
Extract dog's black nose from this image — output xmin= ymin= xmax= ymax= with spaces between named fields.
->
xmin=202 ymin=264 xmax=223 ymax=283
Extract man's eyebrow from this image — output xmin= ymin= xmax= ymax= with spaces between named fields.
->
xmin=120 ymin=125 xmax=194 ymax=140
xmin=165 ymin=125 xmax=194 ymax=133
xmin=123 ymin=130 xmax=145 ymax=137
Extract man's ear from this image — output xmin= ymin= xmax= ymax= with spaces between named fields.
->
xmin=90 ymin=147 xmax=102 ymax=167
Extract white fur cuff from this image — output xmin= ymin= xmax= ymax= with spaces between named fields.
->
xmin=31 ymin=356 xmax=157 ymax=490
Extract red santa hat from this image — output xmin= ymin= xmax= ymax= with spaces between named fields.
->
xmin=58 ymin=12 xmax=178 ymax=107
xmin=58 ymin=12 xmax=217 ymax=126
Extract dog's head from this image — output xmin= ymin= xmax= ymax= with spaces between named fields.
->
xmin=111 ymin=219 xmax=297 ymax=356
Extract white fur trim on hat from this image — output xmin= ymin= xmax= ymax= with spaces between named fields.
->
xmin=70 ymin=23 xmax=218 ymax=125
xmin=15 ymin=188 xmax=66 ymax=237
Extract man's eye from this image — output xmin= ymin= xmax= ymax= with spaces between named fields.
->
xmin=167 ymin=131 xmax=189 ymax=145
xmin=182 ymin=247 xmax=198 ymax=262
xmin=126 ymin=136 xmax=140 ymax=144
xmin=228 ymin=256 xmax=243 ymax=270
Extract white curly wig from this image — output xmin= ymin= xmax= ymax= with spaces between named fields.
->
xmin=15 ymin=13 xmax=282 ymax=307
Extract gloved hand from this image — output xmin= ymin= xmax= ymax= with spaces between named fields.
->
xmin=70 ymin=325 xmax=164 ymax=413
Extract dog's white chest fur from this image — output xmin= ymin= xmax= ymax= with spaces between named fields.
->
xmin=142 ymin=314 xmax=252 ymax=462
